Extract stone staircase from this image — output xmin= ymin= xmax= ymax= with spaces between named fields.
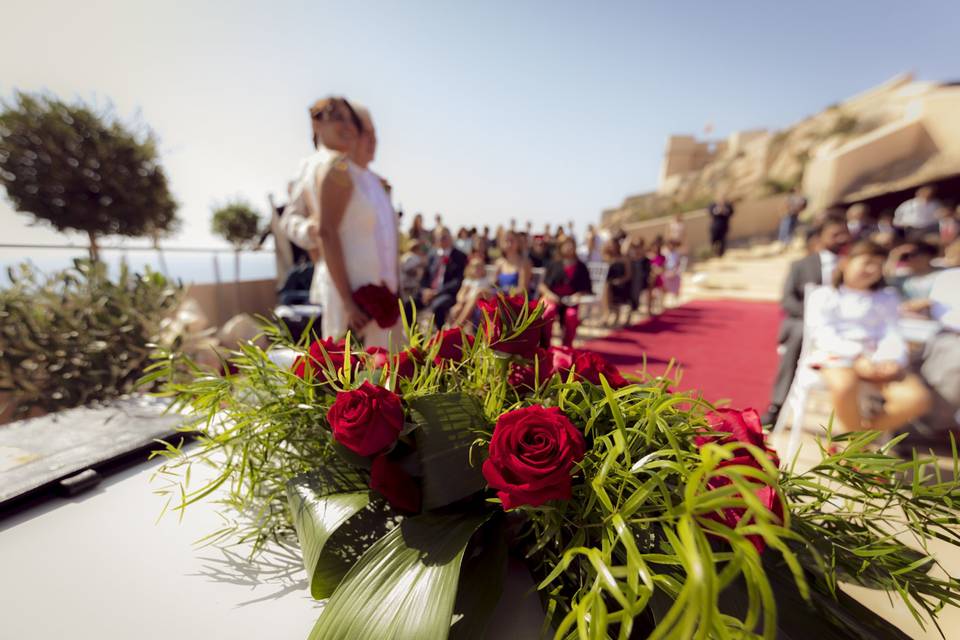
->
xmin=680 ymin=239 xmax=801 ymax=304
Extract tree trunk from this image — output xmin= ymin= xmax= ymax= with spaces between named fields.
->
xmin=234 ymin=249 xmax=242 ymax=319
xmin=152 ymin=231 xmax=169 ymax=277
xmin=87 ymin=230 xmax=100 ymax=262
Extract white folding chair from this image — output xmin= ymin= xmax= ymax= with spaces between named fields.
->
xmin=530 ymin=267 xmax=546 ymax=295
xmin=574 ymin=261 xmax=609 ymax=319
xmin=773 ymin=284 xmax=828 ymax=465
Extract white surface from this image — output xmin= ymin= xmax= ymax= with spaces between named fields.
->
xmin=0 ymin=457 xmax=321 ymax=640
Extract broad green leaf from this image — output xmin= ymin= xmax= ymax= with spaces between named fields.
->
xmin=407 ymin=393 xmax=489 ymax=510
xmin=450 ymin=522 xmax=509 ymax=640
xmin=288 ymin=466 xmax=379 ymax=599
xmin=309 ymin=511 xmax=491 ymax=640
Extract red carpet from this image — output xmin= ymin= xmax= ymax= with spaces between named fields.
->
xmin=581 ymin=299 xmax=781 ymax=411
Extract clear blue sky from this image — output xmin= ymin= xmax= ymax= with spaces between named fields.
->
xmin=2 ymin=0 xmax=958 ymax=248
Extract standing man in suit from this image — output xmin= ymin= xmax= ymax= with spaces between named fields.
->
xmin=416 ymin=226 xmax=467 ymax=329
xmin=762 ymin=213 xmax=851 ymax=425
xmin=708 ymin=197 xmax=736 ymax=257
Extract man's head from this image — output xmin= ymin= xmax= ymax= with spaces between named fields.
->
xmin=846 ymin=203 xmax=869 ymax=223
xmin=818 ymin=213 xmax=852 ymax=254
xmin=309 ymin=97 xmax=362 ymax=152
xmin=898 ymin=238 xmax=939 ymax=275
xmin=352 ymin=105 xmax=376 ymax=168
xmin=434 ymin=226 xmax=453 ymax=251
xmin=917 ymin=185 xmax=935 ymax=201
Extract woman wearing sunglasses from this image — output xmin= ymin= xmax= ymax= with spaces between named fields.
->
xmin=305 ymin=96 xmax=401 ymax=348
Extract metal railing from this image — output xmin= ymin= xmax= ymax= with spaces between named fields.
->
xmin=0 ymin=242 xmax=277 ymax=286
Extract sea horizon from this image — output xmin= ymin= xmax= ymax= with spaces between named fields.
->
xmin=1 ymin=246 xmax=278 ymax=286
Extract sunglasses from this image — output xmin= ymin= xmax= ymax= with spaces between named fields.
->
xmin=313 ymin=97 xmax=364 ymax=134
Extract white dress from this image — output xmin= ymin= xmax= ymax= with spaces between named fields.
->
xmin=308 ymin=157 xmax=402 ymax=349
xmin=806 ymin=286 xmax=908 ymax=367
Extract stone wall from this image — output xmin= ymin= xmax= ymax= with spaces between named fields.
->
xmin=621 ymin=194 xmax=790 ymax=254
xmin=185 ymin=278 xmax=278 ymax=327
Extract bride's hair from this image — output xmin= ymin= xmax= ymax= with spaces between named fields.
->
xmin=308 ymin=96 xmax=365 ymax=147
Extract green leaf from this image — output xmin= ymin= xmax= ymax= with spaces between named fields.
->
xmin=288 ymin=466 xmax=378 ymax=599
xmin=450 ymin=521 xmax=509 ymax=640
xmin=309 ymin=511 xmax=492 ymax=640
xmin=407 ymin=393 xmax=489 ymax=510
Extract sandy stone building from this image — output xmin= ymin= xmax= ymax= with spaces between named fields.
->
xmin=602 ymin=73 xmax=960 ymax=250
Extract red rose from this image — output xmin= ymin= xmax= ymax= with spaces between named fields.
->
xmin=508 ymin=349 xmax=553 ymax=390
xmin=326 ymin=381 xmax=404 ymax=457
xmin=478 ymin=295 xmax=548 ymax=358
xmin=352 ymin=283 xmax=401 ymax=329
xmin=694 ymin=408 xmax=783 ymax=552
xmin=365 ymin=346 xmax=390 ymax=369
xmin=390 ymin=348 xmax=422 ymax=380
xmin=370 ymin=454 xmax=421 ymax=513
xmin=293 ymin=338 xmax=346 ymax=380
xmin=701 ymin=473 xmax=784 ymax=553
xmin=695 ymin=408 xmax=775 ymax=462
xmin=547 ymin=347 xmax=628 ymax=388
xmin=431 ymin=328 xmax=474 ymax=364
xmin=366 ymin=347 xmax=421 ymax=380
xmin=482 ymin=406 xmax=586 ymax=509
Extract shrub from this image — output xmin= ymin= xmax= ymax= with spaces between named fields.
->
xmin=0 ymin=259 xmax=182 ymax=419
xmin=763 ymin=176 xmax=799 ymax=195
xmin=830 ymin=113 xmax=858 ymax=137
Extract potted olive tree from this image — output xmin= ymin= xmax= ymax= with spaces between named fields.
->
xmin=0 ymin=91 xmax=179 ymax=261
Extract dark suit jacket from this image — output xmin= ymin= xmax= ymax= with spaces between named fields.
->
xmin=781 ymin=253 xmax=823 ymax=320
xmin=421 ymin=248 xmax=468 ymax=298
xmin=543 ymin=259 xmax=592 ymax=295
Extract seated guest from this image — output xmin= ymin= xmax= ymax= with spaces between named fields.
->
xmin=538 ymin=237 xmax=592 ymax=346
xmin=449 ymin=256 xmax=493 ymax=327
xmin=876 ymin=210 xmax=897 ymax=236
xmin=493 ymin=230 xmax=533 ymax=295
xmin=662 ymin=239 xmax=684 ymax=307
xmin=414 ymin=226 xmax=467 ymax=329
xmin=408 ymin=213 xmax=432 ymax=248
xmin=807 ymin=241 xmax=930 ymax=433
xmin=627 ymin=237 xmax=651 ymax=316
xmin=885 ymin=238 xmax=940 ymax=310
xmin=580 ymin=224 xmax=604 ymax=263
xmin=938 ymin=205 xmax=959 ymax=246
xmin=845 ymin=203 xmax=875 ymax=241
xmin=454 ymin=227 xmax=474 ymax=255
xmin=528 ymin=234 xmax=552 ymax=268
xmin=399 ymin=242 xmax=428 ymax=301
xmin=917 ymin=268 xmax=960 ymax=435
xmin=601 ymin=238 xmax=633 ymax=326
xmin=647 ymin=236 xmax=666 ymax=316
xmin=894 ymin=185 xmax=940 ymax=234
xmin=763 ymin=213 xmax=852 ymax=425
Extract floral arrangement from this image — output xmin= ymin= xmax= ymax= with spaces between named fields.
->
xmin=148 ymin=295 xmax=960 ymax=639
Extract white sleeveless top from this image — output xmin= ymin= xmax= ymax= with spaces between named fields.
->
xmin=308 ymin=155 xmax=402 ymax=348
